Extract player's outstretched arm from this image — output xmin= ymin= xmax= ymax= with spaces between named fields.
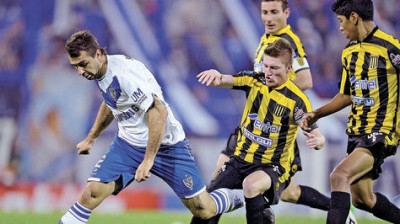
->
xmin=77 ymin=101 xmax=114 ymax=155
xmin=197 ymin=69 xmax=234 ymax=88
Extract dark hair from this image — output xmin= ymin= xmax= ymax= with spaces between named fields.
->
xmin=332 ymin=0 xmax=374 ymax=21
xmin=264 ymin=38 xmax=293 ymax=67
xmin=65 ymin=30 xmax=107 ymax=58
xmin=262 ymin=0 xmax=289 ymax=11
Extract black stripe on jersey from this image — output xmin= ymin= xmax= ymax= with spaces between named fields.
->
xmin=271 ymin=99 xmax=291 ymax=165
xmin=278 ymin=33 xmax=300 ymax=57
xmin=358 ymin=52 xmax=371 ymax=135
xmin=238 ymin=91 xmax=264 ymax=159
xmin=252 ymin=98 xmax=276 ymax=163
xmin=374 ymin=57 xmax=388 ymax=132
xmin=349 ymin=52 xmax=358 ymax=134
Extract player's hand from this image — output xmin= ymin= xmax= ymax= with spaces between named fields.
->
xmin=299 ymin=112 xmax=316 ymax=131
xmin=197 ymin=69 xmax=222 ymax=86
xmin=303 ymin=131 xmax=325 ymax=150
xmin=135 ymin=160 xmax=153 ymax=183
xmin=76 ymin=137 xmax=95 ymax=155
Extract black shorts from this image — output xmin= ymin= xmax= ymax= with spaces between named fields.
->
xmin=221 ymin=128 xmax=302 ymax=178
xmin=207 ymin=156 xmax=287 ymax=205
xmin=347 ymin=132 xmax=397 ymax=180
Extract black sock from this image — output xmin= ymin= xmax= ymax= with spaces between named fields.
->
xmin=297 ymin=185 xmax=330 ymax=211
xmin=190 ymin=214 xmax=221 ymax=224
xmin=246 ymin=195 xmax=266 ymax=224
xmin=327 ymin=191 xmax=350 ymax=224
xmin=369 ymin=192 xmax=400 ymax=223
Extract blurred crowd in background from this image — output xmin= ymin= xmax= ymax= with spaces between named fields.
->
xmin=0 ymin=0 xmax=399 ymax=190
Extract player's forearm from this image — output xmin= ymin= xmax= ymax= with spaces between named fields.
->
xmin=313 ymin=93 xmax=351 ymax=119
xmin=293 ymin=69 xmax=313 ymax=91
xmin=217 ymin=74 xmax=235 ymax=88
xmin=145 ymin=97 xmax=167 ymax=162
xmin=87 ymin=101 xmax=114 ymax=140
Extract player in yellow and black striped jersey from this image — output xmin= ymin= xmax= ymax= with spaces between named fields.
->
xmin=301 ymin=0 xmax=400 ymax=223
xmin=191 ymin=39 xmax=323 ymax=224
xmin=253 ymin=24 xmax=310 ymax=86
xmin=209 ymin=1 xmax=339 ymax=223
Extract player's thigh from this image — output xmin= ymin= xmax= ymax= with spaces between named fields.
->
xmin=331 ymin=147 xmax=374 ymax=183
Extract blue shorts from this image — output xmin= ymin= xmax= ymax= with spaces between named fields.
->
xmin=89 ymin=136 xmax=205 ymax=198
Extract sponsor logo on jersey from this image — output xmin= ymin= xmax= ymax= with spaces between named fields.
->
xmin=131 ymin=88 xmax=147 ymax=104
xmin=352 ymin=96 xmax=375 ymax=106
xmin=115 ymin=109 xmax=136 ymax=122
xmin=248 ymin=113 xmax=281 ymax=133
xmin=369 ymin=55 xmax=379 ymax=69
xmin=353 ymin=78 xmax=377 ymax=90
xmin=294 ymin=107 xmax=305 ymax=124
xmin=390 ymin=53 xmax=400 ymax=66
xmin=243 ymin=128 xmax=272 ymax=147
xmin=183 ymin=175 xmax=193 ymax=191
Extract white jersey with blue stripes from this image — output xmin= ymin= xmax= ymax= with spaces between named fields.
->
xmin=96 ymin=55 xmax=185 ymax=147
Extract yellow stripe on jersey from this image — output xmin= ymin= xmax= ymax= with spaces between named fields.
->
xmin=233 ymin=74 xmax=312 ymax=182
xmin=339 ymin=28 xmax=400 ymax=142
xmin=254 ymin=25 xmax=307 ymax=81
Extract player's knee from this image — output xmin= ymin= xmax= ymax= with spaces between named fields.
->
xmin=329 ymin=167 xmax=350 ymax=187
xmin=242 ymin=179 xmax=263 ymax=198
xmin=79 ymin=182 xmax=112 ymax=205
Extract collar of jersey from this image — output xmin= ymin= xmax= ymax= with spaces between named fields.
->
xmin=267 ymin=25 xmax=291 ymax=36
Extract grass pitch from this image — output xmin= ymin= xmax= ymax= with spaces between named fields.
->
xmin=0 ymin=210 xmax=390 ymax=224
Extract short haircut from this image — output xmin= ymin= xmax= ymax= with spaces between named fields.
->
xmin=264 ymin=38 xmax=293 ymax=67
xmin=261 ymin=0 xmax=289 ymax=11
xmin=332 ymin=0 xmax=374 ymax=21
xmin=65 ymin=30 xmax=107 ymax=58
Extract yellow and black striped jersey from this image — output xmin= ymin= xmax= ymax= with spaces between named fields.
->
xmin=232 ymin=72 xmax=312 ymax=182
xmin=254 ymin=25 xmax=309 ymax=81
xmin=339 ymin=27 xmax=400 ymax=142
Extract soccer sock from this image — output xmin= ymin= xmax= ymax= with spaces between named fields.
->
xmin=60 ymin=202 xmax=92 ymax=224
xmin=209 ymin=188 xmax=244 ymax=214
xmin=297 ymin=185 xmax=330 ymax=210
xmin=263 ymin=204 xmax=275 ymax=224
xmin=327 ymin=191 xmax=350 ymax=224
xmin=245 ymin=195 xmax=266 ymax=223
xmin=369 ymin=192 xmax=400 ymax=223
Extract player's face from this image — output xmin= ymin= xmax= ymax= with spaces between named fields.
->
xmin=263 ymin=55 xmax=289 ymax=88
xmin=261 ymin=1 xmax=289 ymax=34
xmin=68 ymin=50 xmax=104 ymax=80
xmin=336 ymin=15 xmax=359 ymax=41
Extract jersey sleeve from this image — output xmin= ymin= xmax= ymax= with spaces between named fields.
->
xmin=338 ymin=55 xmax=351 ymax=95
xmin=294 ymin=97 xmax=312 ymax=125
xmin=119 ymin=60 xmax=156 ymax=113
xmin=387 ymin=37 xmax=400 ymax=71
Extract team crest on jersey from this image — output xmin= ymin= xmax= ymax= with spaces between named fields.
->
xmin=273 ymin=105 xmax=286 ymax=117
xmin=369 ymin=55 xmax=379 ymax=69
xmin=109 ymin=86 xmax=118 ymax=101
xmin=183 ymin=175 xmax=193 ymax=191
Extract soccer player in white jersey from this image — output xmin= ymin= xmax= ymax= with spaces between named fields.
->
xmin=59 ymin=30 xmax=244 ymax=224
